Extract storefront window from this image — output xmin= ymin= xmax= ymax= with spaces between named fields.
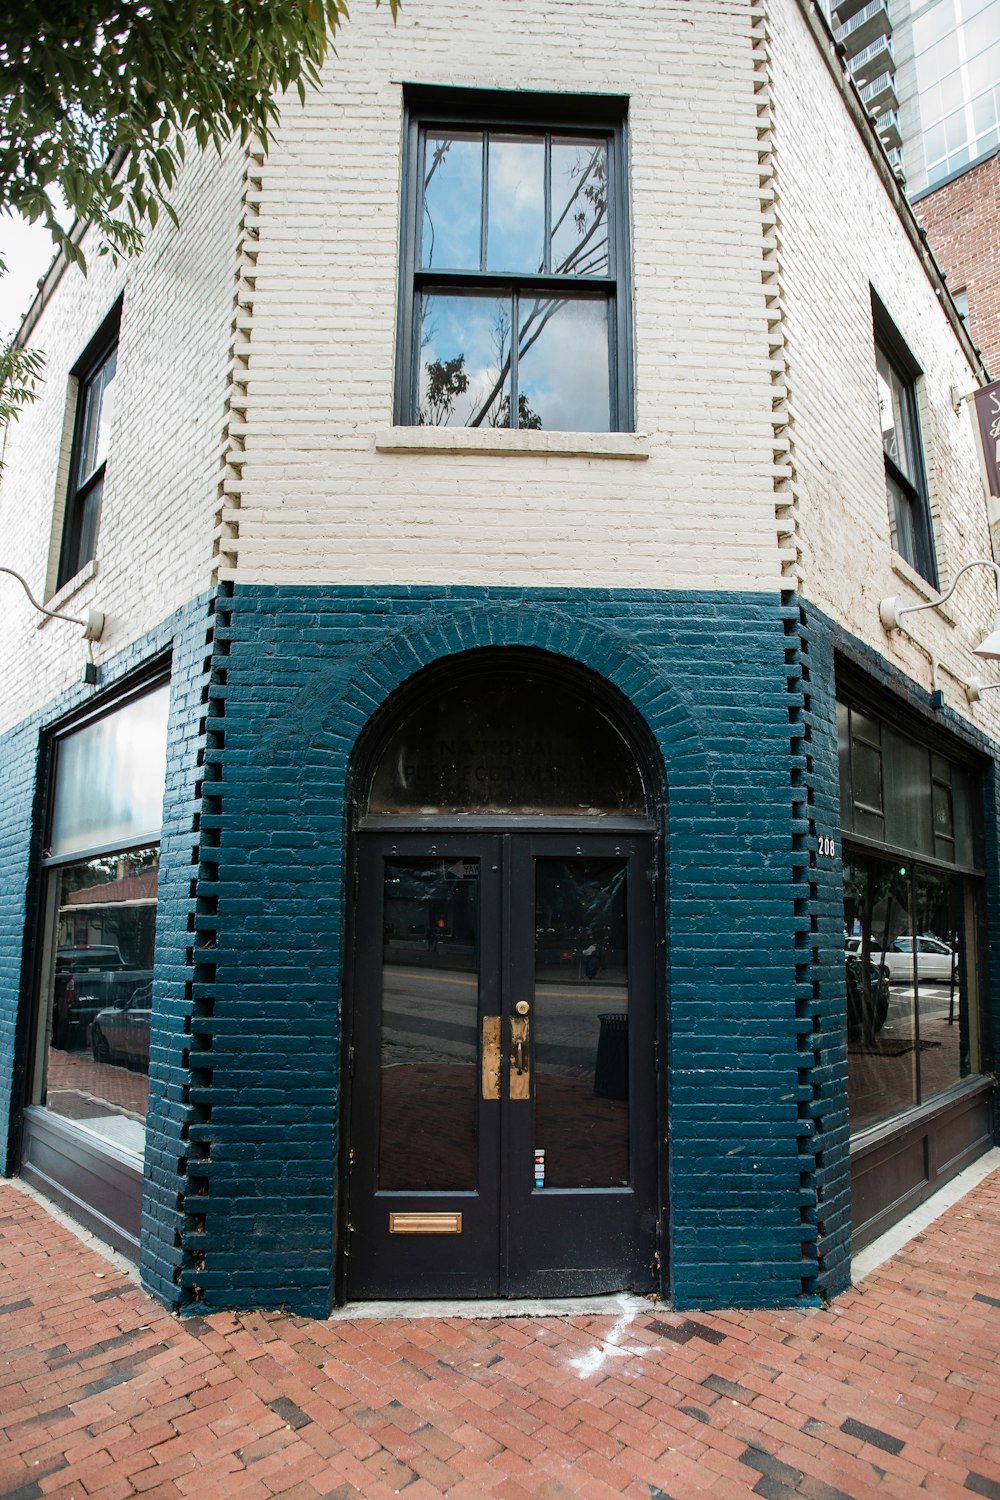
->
xmin=839 ymin=699 xmax=984 ymax=1136
xmin=32 ymin=683 xmax=168 ymax=1162
xmin=43 ymin=849 xmax=158 ymax=1154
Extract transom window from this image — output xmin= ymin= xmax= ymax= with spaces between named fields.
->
xmin=396 ymin=89 xmax=631 ymax=432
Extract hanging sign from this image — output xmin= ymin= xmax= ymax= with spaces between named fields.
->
xmin=974 ymin=378 xmax=1000 ymax=498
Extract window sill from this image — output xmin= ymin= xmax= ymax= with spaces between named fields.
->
xmin=375 ymin=427 xmax=650 ymax=461
xmin=890 ymin=552 xmax=955 ymax=625
xmin=38 ymin=559 xmax=98 ymax=630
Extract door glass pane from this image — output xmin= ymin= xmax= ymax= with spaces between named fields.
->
xmin=417 ymin=292 xmax=509 ymax=427
xmin=37 ymin=848 xmax=158 ymax=1158
xmin=532 ymin=858 xmax=629 ymax=1188
xmin=516 ymin=296 xmax=610 ymax=432
xmin=421 ymin=131 xmax=483 ymax=271
xmin=378 ymin=860 xmax=479 ymax=1190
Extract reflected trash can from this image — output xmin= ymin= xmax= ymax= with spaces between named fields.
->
xmin=593 ymin=1012 xmax=629 ymax=1099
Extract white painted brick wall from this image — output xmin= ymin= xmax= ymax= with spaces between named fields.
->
xmin=230 ymin=0 xmax=783 ymax=592
xmin=0 ymin=141 xmax=245 ymax=734
xmin=2 ymin=0 xmax=995 ymax=739
xmin=769 ymin=0 xmax=999 ymax=729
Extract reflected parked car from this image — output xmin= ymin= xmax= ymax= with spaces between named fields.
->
xmin=846 ymin=934 xmax=956 ymax=983
xmin=90 ymin=983 xmax=152 ymax=1072
xmin=846 ymin=954 xmax=890 ymax=1041
xmin=53 ymin=945 xmax=126 ymax=1048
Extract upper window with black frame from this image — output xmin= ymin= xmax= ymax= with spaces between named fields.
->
xmin=872 ymin=299 xmax=937 ymax=586
xmin=57 ymin=301 xmax=121 ymax=590
xmin=397 ymin=91 xmax=631 ymax=432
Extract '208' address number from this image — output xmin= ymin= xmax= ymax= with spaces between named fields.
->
xmin=817 ymin=835 xmax=837 ymax=859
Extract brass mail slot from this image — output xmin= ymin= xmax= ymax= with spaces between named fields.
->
xmin=389 ymin=1212 xmax=463 ymax=1235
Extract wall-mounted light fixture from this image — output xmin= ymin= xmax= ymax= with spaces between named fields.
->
xmin=964 ymin=676 xmax=1000 ymax=703
xmin=1 ymin=564 xmax=105 ymax=683
xmin=880 ymin=558 xmax=1000 ymax=661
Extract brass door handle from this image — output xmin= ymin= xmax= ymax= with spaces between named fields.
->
xmin=509 ymin=1004 xmax=530 ymax=1099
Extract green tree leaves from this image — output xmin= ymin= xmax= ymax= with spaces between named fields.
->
xmin=0 ymin=0 xmax=395 ymax=428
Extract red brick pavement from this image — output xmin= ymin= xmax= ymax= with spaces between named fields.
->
xmin=1 ymin=1172 xmax=1000 ymax=1499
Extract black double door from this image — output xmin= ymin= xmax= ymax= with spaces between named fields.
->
xmin=344 ymin=831 xmax=660 ymax=1299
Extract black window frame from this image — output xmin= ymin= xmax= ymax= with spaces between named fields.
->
xmin=395 ymin=86 xmax=633 ymax=432
xmin=871 ymin=295 xmax=937 ymax=587
xmin=57 ymin=298 xmax=121 ymax=590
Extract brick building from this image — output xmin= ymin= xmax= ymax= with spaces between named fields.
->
xmin=0 ymin=0 xmax=998 ymax=1316
xmin=912 ymin=149 xmax=1000 ymax=376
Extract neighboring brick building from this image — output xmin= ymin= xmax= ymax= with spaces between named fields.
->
xmin=912 ymin=149 xmax=1000 ymax=377
xmin=0 ymin=0 xmax=997 ymax=1318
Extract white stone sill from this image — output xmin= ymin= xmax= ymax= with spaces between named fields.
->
xmin=375 ymin=427 xmax=650 ymax=460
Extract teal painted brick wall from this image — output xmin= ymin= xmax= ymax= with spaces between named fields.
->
xmin=0 ymin=598 xmax=214 ymax=1305
xmin=179 ymin=584 xmax=815 ymax=1314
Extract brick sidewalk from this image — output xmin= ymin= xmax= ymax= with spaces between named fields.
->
xmin=1 ymin=1175 xmax=999 ymax=1500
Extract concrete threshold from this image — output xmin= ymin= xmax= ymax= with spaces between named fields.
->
xmin=328 ymin=1290 xmax=658 ymax=1320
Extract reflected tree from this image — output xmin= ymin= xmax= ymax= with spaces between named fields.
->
xmin=420 ymin=354 xmax=469 ymax=426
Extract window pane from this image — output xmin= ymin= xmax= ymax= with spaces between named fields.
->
xmin=516 ymin=296 xmax=610 ymax=432
xmin=421 ymin=132 xmax=482 ymax=271
xmin=418 ymin=292 xmax=510 ymax=427
xmin=913 ymin=0 xmax=955 ymax=53
xmin=50 ymin=685 xmax=170 ymax=858
xmin=912 ymin=869 xmax=970 ymax=1102
xmin=837 ymin=701 xmax=852 ymax=831
xmin=876 ymin=347 xmax=917 ymax=483
xmin=533 ymin=858 xmax=629 ymax=1188
xmin=76 ymin=471 xmax=104 ymax=574
xmin=486 ymin=134 xmax=545 ymax=274
xmin=378 ymin=861 xmax=479 ymax=1191
xmin=887 ymin=467 xmax=932 ymax=580
xmin=39 ymin=848 xmax=159 ymax=1159
xmin=883 ymin=728 xmax=934 ymax=856
xmin=916 ymin=31 xmax=961 ymax=88
xmin=850 ymin=711 xmax=884 ymax=835
xmin=844 ymin=857 xmax=918 ymax=1132
xmin=79 ymin=348 xmax=117 ymax=484
xmin=951 ymin=765 xmax=977 ymax=867
xmin=550 ymin=138 xmax=609 ymax=277
xmin=852 ymin=740 xmax=883 ymax=814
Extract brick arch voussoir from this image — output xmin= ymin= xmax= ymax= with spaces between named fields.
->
xmin=336 ymin=602 xmax=711 ymax=790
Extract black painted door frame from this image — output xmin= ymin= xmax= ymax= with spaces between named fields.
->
xmin=340 ymin=826 xmax=661 ymax=1301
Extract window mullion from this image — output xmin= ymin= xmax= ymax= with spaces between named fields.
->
xmin=543 ymin=134 xmax=552 ymax=276
xmin=510 ymin=290 xmax=520 ymax=428
xmin=480 ymin=131 xmax=489 ymax=272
